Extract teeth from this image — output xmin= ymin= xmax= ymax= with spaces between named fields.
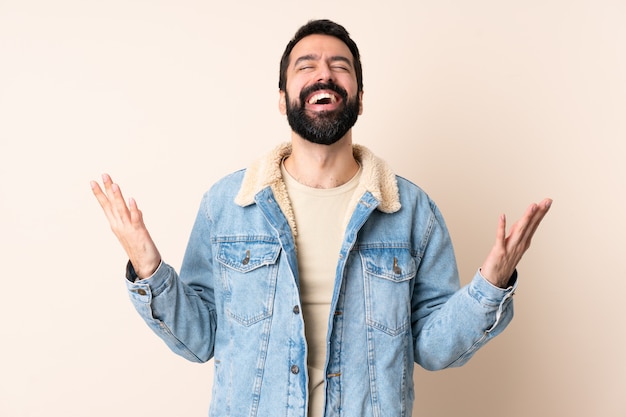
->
xmin=308 ymin=92 xmax=337 ymax=104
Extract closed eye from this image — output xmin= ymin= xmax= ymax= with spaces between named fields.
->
xmin=329 ymin=56 xmax=353 ymax=72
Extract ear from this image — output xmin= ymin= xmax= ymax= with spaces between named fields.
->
xmin=278 ymin=90 xmax=287 ymax=115
xmin=358 ymin=91 xmax=364 ymax=115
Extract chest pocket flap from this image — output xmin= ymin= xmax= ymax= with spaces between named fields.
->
xmin=217 ymin=239 xmax=281 ymax=273
xmin=363 ymin=247 xmax=417 ymax=282
xmin=216 ymin=239 xmax=281 ymax=326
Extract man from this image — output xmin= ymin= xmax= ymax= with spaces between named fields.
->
xmin=91 ymin=19 xmax=551 ymax=417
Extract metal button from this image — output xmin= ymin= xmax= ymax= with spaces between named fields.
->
xmin=242 ymin=250 xmax=250 ymax=265
xmin=137 ymin=289 xmax=147 ymax=296
xmin=293 ymin=305 xmax=300 ymax=314
xmin=290 ymin=365 xmax=300 ymax=374
xmin=393 ymin=257 xmax=402 ymax=274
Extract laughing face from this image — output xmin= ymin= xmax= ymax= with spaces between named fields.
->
xmin=280 ymin=34 xmax=363 ymax=145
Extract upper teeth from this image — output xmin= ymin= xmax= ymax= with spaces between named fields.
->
xmin=308 ymin=93 xmax=337 ymax=104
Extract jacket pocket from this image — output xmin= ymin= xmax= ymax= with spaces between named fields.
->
xmin=361 ymin=247 xmax=417 ymax=336
xmin=216 ymin=238 xmax=281 ymax=326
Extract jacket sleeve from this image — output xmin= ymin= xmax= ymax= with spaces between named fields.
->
xmin=411 ymin=201 xmax=516 ymax=371
xmin=125 ymin=194 xmax=217 ymax=363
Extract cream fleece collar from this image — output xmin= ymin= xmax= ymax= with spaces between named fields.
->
xmin=234 ymin=142 xmax=401 ymax=236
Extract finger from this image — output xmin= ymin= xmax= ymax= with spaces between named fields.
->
xmin=523 ymin=198 xmax=552 ymax=241
xmin=513 ymin=201 xmax=539 ymax=233
xmin=109 ymin=182 xmax=132 ymax=224
xmin=90 ymin=180 xmax=106 ymax=203
xmin=523 ymin=199 xmax=551 ymax=234
xmin=508 ymin=199 xmax=552 ymax=252
xmin=543 ymin=198 xmax=553 ymax=209
xmin=128 ymin=197 xmax=144 ymax=226
xmin=90 ymin=180 xmax=115 ymax=216
xmin=100 ymin=174 xmax=131 ymax=224
xmin=101 ymin=173 xmax=115 ymax=197
xmin=496 ymin=213 xmax=507 ymax=247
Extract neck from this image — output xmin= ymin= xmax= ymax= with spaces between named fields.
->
xmin=284 ymin=132 xmax=359 ymax=189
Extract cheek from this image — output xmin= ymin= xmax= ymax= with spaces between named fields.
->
xmin=286 ymin=81 xmax=304 ymax=100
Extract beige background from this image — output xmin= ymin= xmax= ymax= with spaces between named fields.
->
xmin=1 ymin=1 xmax=624 ymax=416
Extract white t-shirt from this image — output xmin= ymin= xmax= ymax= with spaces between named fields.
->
xmin=281 ymin=163 xmax=362 ymax=417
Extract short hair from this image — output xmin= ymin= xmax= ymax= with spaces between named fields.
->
xmin=278 ymin=19 xmax=363 ymax=93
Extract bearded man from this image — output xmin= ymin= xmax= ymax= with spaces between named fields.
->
xmin=91 ymin=19 xmax=551 ymax=417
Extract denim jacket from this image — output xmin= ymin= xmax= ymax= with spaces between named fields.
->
xmin=126 ymin=143 xmax=516 ymax=417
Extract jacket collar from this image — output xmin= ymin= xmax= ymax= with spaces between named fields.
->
xmin=234 ymin=142 xmax=401 ymax=234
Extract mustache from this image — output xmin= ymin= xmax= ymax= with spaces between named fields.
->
xmin=298 ymin=82 xmax=348 ymax=107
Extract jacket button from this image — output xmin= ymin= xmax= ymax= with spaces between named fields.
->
xmin=290 ymin=365 xmax=300 ymax=374
xmin=293 ymin=305 xmax=300 ymax=314
xmin=137 ymin=289 xmax=147 ymax=296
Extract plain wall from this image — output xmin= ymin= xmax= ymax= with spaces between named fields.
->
xmin=1 ymin=1 xmax=624 ymax=416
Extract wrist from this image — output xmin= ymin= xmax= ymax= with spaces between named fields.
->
xmin=479 ymin=267 xmax=517 ymax=289
xmin=130 ymin=259 xmax=162 ymax=280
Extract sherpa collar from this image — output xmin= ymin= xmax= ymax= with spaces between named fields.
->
xmin=234 ymin=142 xmax=401 ymax=236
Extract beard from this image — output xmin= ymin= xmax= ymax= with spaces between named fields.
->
xmin=285 ymin=82 xmax=360 ymax=146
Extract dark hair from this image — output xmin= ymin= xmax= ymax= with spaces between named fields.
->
xmin=278 ymin=19 xmax=363 ymax=92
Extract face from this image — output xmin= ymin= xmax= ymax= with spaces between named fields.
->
xmin=280 ymin=34 xmax=363 ymax=145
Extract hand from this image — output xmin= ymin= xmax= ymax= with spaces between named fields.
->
xmin=90 ymin=173 xmax=161 ymax=279
xmin=480 ymin=198 xmax=553 ymax=288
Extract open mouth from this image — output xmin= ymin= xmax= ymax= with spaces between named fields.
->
xmin=304 ymin=90 xmax=342 ymax=110
xmin=308 ymin=92 xmax=338 ymax=105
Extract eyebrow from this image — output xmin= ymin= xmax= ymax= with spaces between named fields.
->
xmin=293 ymin=54 xmax=353 ymax=68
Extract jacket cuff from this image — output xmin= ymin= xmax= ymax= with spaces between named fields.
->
xmin=470 ymin=269 xmax=517 ymax=334
xmin=125 ymin=260 xmax=170 ymax=303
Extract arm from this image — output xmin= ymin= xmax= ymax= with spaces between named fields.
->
xmin=91 ymin=174 xmax=217 ymax=362
xmin=412 ymin=198 xmax=552 ymax=370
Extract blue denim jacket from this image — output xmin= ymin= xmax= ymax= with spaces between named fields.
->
xmin=126 ymin=143 xmax=516 ymax=417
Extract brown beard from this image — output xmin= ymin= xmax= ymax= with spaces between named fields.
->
xmin=285 ymin=82 xmax=360 ymax=145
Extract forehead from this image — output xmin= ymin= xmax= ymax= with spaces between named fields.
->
xmin=289 ymin=34 xmax=354 ymax=65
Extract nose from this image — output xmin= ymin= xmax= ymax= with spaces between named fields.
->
xmin=316 ymin=62 xmax=333 ymax=84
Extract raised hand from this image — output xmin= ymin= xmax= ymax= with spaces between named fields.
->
xmin=90 ymin=174 xmax=161 ymax=279
xmin=480 ymin=198 xmax=553 ymax=288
